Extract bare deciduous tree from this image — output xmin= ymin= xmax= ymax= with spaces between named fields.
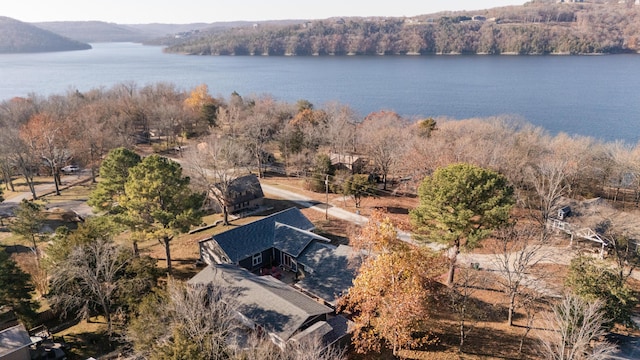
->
xmin=166 ymin=281 xmax=239 ymax=358
xmin=232 ymin=334 xmax=347 ymax=360
xmin=524 ymin=157 xmax=571 ymax=236
xmin=185 ymin=136 xmax=252 ymax=225
xmin=129 ymin=280 xmax=237 ymax=360
xmin=48 ymin=238 xmax=131 ymax=336
xmin=20 ymin=112 xmax=73 ymax=196
xmin=358 ymin=111 xmax=408 ymax=190
xmin=70 ymin=99 xmax=127 ymax=182
xmin=517 ymin=288 xmax=546 ymax=355
xmin=242 ymin=97 xmax=281 ymax=178
xmin=549 ymin=134 xmax=602 ymax=199
xmin=5 ymin=127 xmax=39 ymax=199
xmin=283 ymin=337 xmax=347 ymax=360
xmin=491 ymin=224 xmax=548 ymax=326
xmin=449 ymin=267 xmax=487 ymax=350
xmin=323 ymin=102 xmax=358 ymax=156
xmin=537 ymin=294 xmax=617 ymax=360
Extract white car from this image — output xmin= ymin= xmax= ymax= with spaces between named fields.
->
xmin=61 ymin=165 xmax=79 ymax=173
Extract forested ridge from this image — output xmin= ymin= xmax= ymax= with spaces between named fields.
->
xmin=0 ymin=17 xmax=91 ymax=54
xmin=165 ymin=2 xmax=640 ymax=55
xmin=33 ymin=21 xmax=154 ymax=43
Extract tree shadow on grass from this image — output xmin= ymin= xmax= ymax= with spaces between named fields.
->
xmin=421 ymin=286 xmax=544 ymax=359
xmin=1 ymin=244 xmax=32 ymax=254
xmin=429 ymin=320 xmax=538 ymax=359
xmin=167 ymin=258 xmax=202 ymax=281
xmin=59 ymin=330 xmax=117 ymax=360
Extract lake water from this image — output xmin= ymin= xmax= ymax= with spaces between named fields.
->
xmin=1 ymin=42 xmax=639 ymax=143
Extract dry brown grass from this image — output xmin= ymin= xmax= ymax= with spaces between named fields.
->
xmin=261 ymin=173 xmax=418 ymax=230
xmin=5 ymin=170 xmax=640 ymax=360
xmin=138 ymin=173 xmax=617 ymax=360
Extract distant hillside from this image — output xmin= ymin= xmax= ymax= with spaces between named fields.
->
xmin=138 ymin=20 xmax=306 ymax=46
xmin=33 ymin=20 xmax=305 ymax=45
xmin=34 ymin=21 xmax=155 ymax=43
xmin=0 ymin=17 xmax=91 ymax=53
xmin=126 ymin=22 xmax=216 ymax=43
xmin=164 ymin=2 xmax=640 ymax=55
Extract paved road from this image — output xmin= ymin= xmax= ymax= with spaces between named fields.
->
xmin=0 ymin=172 xmax=94 ymax=219
xmin=260 ymin=182 xmax=446 ymax=250
xmin=0 ymin=183 xmax=54 ymax=217
xmin=260 ymin=182 xmax=369 ymax=225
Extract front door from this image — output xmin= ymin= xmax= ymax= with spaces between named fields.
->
xmin=281 ymin=253 xmax=297 ymax=272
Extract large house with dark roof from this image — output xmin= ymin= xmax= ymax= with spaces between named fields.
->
xmin=198 ymin=207 xmax=359 ymax=307
xmin=188 ymin=264 xmax=347 ymax=350
xmin=193 ymin=208 xmax=358 ymax=350
xmin=198 ymin=207 xmax=326 ymax=273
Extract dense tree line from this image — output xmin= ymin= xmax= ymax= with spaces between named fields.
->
xmin=3 ymin=81 xmax=640 ymax=212
xmin=3 ymin=79 xmax=639 ymax=358
xmin=165 ymin=3 xmax=640 ymax=56
xmin=0 ymin=16 xmax=92 ymax=54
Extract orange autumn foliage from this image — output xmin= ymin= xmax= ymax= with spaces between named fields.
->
xmin=339 ymin=213 xmax=446 ymax=356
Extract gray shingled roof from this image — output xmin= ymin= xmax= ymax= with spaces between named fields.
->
xmin=274 ymin=224 xmax=329 ymax=257
xmin=324 ymin=315 xmax=352 ymax=345
xmin=188 ymin=264 xmax=332 ymax=341
xmin=289 ymin=320 xmax=333 ymax=343
xmin=215 ymin=174 xmax=264 ymax=206
xmin=268 ymin=207 xmax=315 ymax=231
xmin=0 ymin=324 xmax=32 ymax=357
xmin=296 ymin=244 xmax=359 ymax=306
xmin=289 ymin=315 xmax=352 ymax=347
xmin=203 ymin=207 xmax=319 ymax=263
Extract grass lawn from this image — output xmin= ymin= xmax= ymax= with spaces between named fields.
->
xmin=54 ymin=318 xmax=115 ymax=360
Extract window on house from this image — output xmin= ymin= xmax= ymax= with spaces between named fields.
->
xmin=252 ymin=253 xmax=262 ymax=266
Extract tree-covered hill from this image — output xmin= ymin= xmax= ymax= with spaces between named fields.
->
xmin=32 ymin=20 xmax=307 ymax=46
xmin=34 ymin=21 xmax=156 ymax=43
xmin=0 ymin=17 xmax=91 ymax=53
xmin=164 ymin=2 xmax=640 ymax=55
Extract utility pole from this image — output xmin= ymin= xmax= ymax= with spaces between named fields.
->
xmin=325 ymin=174 xmax=329 ymax=220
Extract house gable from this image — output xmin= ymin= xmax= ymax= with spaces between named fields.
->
xmin=203 ymin=218 xmax=275 ymax=264
xmin=198 ymin=207 xmax=357 ymax=308
xmin=188 ymin=264 xmax=332 ymax=343
xmin=210 ymin=173 xmax=264 ymax=213
xmin=199 ymin=207 xmax=320 ymax=266
xmin=273 ymin=223 xmax=330 ymax=258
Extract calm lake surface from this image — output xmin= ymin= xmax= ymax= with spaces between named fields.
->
xmin=1 ymin=42 xmax=639 ymax=143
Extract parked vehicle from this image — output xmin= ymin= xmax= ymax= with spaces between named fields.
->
xmin=61 ymin=165 xmax=79 ymax=173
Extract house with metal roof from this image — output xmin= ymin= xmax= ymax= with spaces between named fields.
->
xmin=188 ymin=264 xmax=343 ymax=350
